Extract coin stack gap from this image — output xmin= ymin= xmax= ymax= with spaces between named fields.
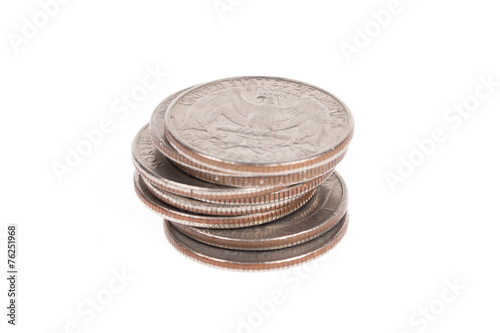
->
xmin=132 ymin=76 xmax=354 ymax=271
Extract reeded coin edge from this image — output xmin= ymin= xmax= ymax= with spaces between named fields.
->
xmin=142 ymin=176 xmax=315 ymax=216
xmin=132 ymin=124 xmax=285 ymax=201
xmin=134 ymin=124 xmax=336 ymax=204
xmin=173 ymin=196 xmax=348 ymax=251
xmin=170 ymin=172 xmax=348 ymax=250
xmin=171 ymin=147 xmax=347 ymax=187
xmin=163 ymin=213 xmax=349 ymax=271
xmin=134 ymin=172 xmax=316 ymax=229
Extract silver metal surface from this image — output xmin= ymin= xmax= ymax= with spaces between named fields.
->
xmin=131 ymin=77 xmax=353 ymax=270
xmin=134 ymin=171 xmax=314 ymax=228
xmin=133 ymin=124 xmax=328 ymax=204
xmin=150 ymin=89 xmax=341 ymax=186
xmin=165 ymin=76 xmax=354 ymax=173
xmin=173 ymin=172 xmax=347 ymax=250
xmin=142 ymin=176 xmax=315 ymax=216
xmin=164 ymin=213 xmax=349 ymax=271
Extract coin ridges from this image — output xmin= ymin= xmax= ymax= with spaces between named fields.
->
xmin=142 ymin=177 xmax=315 ymax=216
xmin=133 ymin=124 xmax=332 ymax=204
xmin=134 ymin=172 xmax=315 ymax=228
xmin=172 ymin=172 xmax=348 ymax=250
xmin=164 ymin=213 xmax=349 ymax=271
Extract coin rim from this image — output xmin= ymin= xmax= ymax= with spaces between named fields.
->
xmin=164 ymin=212 xmax=349 ymax=271
xmin=171 ymin=172 xmax=348 ymax=250
xmin=134 ymin=171 xmax=315 ymax=228
xmin=142 ymin=176 xmax=317 ymax=216
xmin=150 ymin=90 xmax=346 ymax=185
xmin=164 ymin=76 xmax=354 ymax=173
xmin=134 ymin=123 xmax=335 ymax=203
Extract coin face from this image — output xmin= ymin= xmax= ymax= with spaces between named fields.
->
xmin=151 ymin=91 xmax=343 ymax=186
xmin=134 ymin=172 xmax=315 ymax=228
xmin=165 ymin=76 xmax=354 ymax=173
xmin=164 ymin=213 xmax=349 ymax=271
xmin=132 ymin=124 xmax=330 ymax=204
xmin=172 ymin=172 xmax=347 ymax=250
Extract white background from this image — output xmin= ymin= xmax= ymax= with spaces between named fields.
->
xmin=1 ymin=0 xmax=500 ymax=332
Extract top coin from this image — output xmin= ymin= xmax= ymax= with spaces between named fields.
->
xmin=164 ymin=76 xmax=354 ymax=174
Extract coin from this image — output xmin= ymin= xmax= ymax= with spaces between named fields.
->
xmin=132 ymin=77 xmax=354 ymax=270
xmin=133 ymin=124 xmax=329 ymax=204
xmin=150 ymin=89 xmax=344 ymax=187
xmin=164 ymin=212 xmax=349 ymax=271
xmin=164 ymin=76 xmax=354 ymax=174
xmin=142 ymin=176 xmax=315 ymax=216
xmin=172 ymin=172 xmax=347 ymax=250
xmin=134 ymin=172 xmax=315 ymax=228
xmin=172 ymin=152 xmax=346 ymax=187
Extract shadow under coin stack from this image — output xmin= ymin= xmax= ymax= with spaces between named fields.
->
xmin=132 ymin=76 xmax=354 ymax=271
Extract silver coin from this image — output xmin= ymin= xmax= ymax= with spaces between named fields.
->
xmin=164 ymin=76 xmax=354 ymax=174
xmin=133 ymin=124 xmax=327 ymax=204
xmin=150 ymin=89 xmax=340 ymax=187
xmin=164 ymin=213 xmax=349 ymax=271
xmin=172 ymin=172 xmax=347 ymax=250
xmin=142 ymin=176 xmax=316 ymax=216
xmin=171 ymin=153 xmax=344 ymax=187
xmin=134 ymin=172 xmax=315 ymax=229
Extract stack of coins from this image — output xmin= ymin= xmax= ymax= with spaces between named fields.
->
xmin=132 ymin=76 xmax=354 ymax=270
